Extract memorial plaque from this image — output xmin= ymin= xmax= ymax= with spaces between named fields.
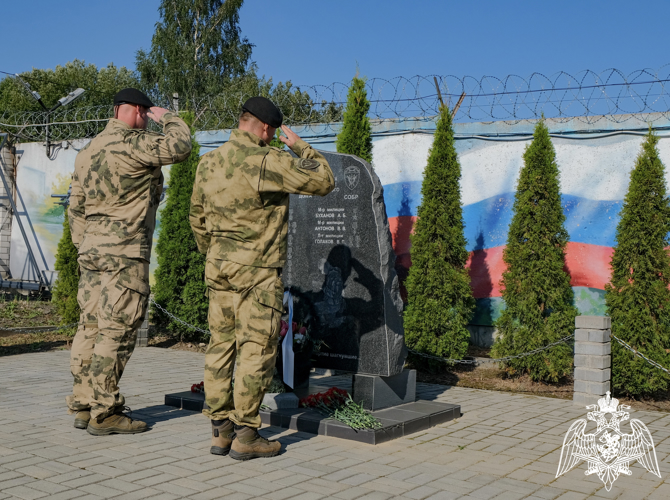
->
xmin=285 ymin=152 xmax=406 ymax=377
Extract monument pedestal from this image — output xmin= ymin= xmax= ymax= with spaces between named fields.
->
xmin=353 ymin=369 xmax=416 ymax=411
xmin=164 ymin=389 xmax=460 ymax=445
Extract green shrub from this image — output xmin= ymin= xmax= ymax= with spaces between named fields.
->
xmin=152 ymin=112 xmax=208 ymax=339
xmin=403 ymin=105 xmax=475 ymax=368
xmin=491 ymin=119 xmax=577 ymax=382
xmin=605 ymin=129 xmax=670 ymax=396
xmin=52 ymin=211 xmax=80 ymax=330
xmin=336 ymin=76 xmax=372 ymax=163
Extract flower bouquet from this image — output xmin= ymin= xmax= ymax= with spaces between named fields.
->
xmin=299 ymin=387 xmax=382 ymax=430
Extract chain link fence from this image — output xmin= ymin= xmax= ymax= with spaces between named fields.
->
xmin=3 ymin=67 xmax=670 ymax=142
xmin=5 ymin=300 xmax=670 ymax=377
xmin=611 ymin=334 xmax=670 ymax=375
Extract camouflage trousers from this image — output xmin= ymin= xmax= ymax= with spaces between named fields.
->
xmin=203 ymin=259 xmax=283 ymax=428
xmin=66 ymin=253 xmax=150 ymax=420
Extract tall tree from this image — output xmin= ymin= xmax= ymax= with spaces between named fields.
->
xmin=152 ymin=113 xmax=208 ymax=339
xmin=491 ymin=119 xmax=577 ymax=382
xmin=52 ymin=212 xmax=80 ymax=328
xmin=403 ymin=105 xmax=475 ymax=367
xmin=136 ymin=0 xmax=253 ymax=105
xmin=336 ymin=76 xmax=373 ymax=163
xmin=605 ymin=130 xmax=670 ymax=396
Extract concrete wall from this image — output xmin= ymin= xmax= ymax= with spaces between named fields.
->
xmin=10 ymin=113 xmax=670 ymax=331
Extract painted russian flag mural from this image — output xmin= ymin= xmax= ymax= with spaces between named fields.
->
xmin=371 ymin=131 xmax=670 ymax=326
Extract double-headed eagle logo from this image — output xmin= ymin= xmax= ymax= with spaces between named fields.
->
xmin=556 ymin=392 xmax=661 ymax=491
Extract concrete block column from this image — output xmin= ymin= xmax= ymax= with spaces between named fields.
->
xmin=573 ymin=315 xmax=611 ymax=406
xmin=0 ymin=144 xmax=15 ymax=279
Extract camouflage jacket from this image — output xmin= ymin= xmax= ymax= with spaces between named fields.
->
xmin=69 ymin=112 xmax=191 ymax=260
xmin=190 ymin=129 xmax=335 ymax=268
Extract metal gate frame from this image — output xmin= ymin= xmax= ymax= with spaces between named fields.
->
xmin=0 ymin=133 xmax=51 ymax=292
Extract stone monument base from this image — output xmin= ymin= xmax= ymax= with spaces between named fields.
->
xmin=163 ymin=390 xmax=460 ymax=445
xmin=352 ymin=369 xmax=416 ymax=411
xmin=262 ymin=392 xmax=299 ymax=410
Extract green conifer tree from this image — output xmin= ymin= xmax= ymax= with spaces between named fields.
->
xmin=403 ymin=105 xmax=475 ymax=365
xmin=605 ymin=130 xmax=670 ymax=396
xmin=336 ymin=76 xmax=372 ymax=163
xmin=52 ymin=212 xmax=80 ymax=328
xmin=153 ymin=113 xmax=208 ymax=339
xmin=491 ymin=119 xmax=577 ymax=382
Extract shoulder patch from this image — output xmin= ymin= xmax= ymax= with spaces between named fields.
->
xmin=299 ymin=158 xmax=320 ymax=170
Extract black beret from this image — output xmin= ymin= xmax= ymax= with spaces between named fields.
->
xmin=114 ymin=88 xmax=154 ymax=108
xmin=242 ymin=97 xmax=283 ymax=128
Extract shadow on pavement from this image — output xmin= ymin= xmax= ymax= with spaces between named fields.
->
xmin=132 ymin=404 xmax=198 ymax=425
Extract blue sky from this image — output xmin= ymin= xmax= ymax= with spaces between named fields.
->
xmin=1 ymin=0 xmax=669 ymax=87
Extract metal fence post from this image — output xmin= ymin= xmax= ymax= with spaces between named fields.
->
xmin=573 ymin=316 xmax=611 ymax=405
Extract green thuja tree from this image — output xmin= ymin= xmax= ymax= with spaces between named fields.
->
xmin=605 ymin=129 xmax=670 ymax=396
xmin=404 ymin=105 xmax=475 ymax=367
xmin=153 ymin=112 xmax=208 ymax=339
xmin=491 ymin=119 xmax=577 ymax=382
xmin=52 ymin=211 xmax=80 ymax=328
xmin=336 ymin=76 xmax=372 ymax=163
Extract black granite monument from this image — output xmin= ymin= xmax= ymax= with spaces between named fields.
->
xmin=163 ymin=152 xmax=463 ymax=436
xmin=285 ymin=151 xmax=407 ymax=378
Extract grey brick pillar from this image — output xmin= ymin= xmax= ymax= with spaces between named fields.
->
xmin=0 ymin=144 xmax=14 ymax=279
xmin=135 ymin=305 xmax=149 ymax=347
xmin=573 ymin=315 xmax=611 ymax=406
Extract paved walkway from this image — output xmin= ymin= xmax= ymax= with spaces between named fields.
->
xmin=1 ymin=348 xmax=669 ymax=500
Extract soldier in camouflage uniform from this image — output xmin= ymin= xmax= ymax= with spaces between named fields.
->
xmin=66 ymin=88 xmax=191 ymax=435
xmin=190 ymin=97 xmax=335 ymax=460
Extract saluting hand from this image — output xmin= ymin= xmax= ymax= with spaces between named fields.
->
xmin=147 ymin=107 xmax=169 ymax=123
xmin=279 ymin=125 xmax=300 ymax=148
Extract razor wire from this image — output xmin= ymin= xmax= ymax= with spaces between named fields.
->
xmin=3 ymin=66 xmax=670 ymax=142
xmin=611 ymin=334 xmax=670 ymax=375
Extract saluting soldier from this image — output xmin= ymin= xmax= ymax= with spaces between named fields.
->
xmin=190 ymin=97 xmax=335 ymax=460
xmin=66 ymin=88 xmax=192 ymax=435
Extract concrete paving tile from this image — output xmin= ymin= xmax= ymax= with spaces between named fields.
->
xmin=0 ymin=470 xmax=25 ymax=482
xmin=553 ymin=493 xmax=590 ymax=500
xmin=185 ymin=488 xmax=236 ymax=500
xmin=2 ymin=484 xmax=50 ymax=499
xmin=134 ymin=472 xmax=180 ymax=487
xmin=24 ymin=491 xmax=89 ymax=500
xmin=84 ymin=464 xmax=129 ymax=478
xmin=0 ymin=476 xmax=35 ymax=490
xmin=135 ymin=493 xmax=181 ymax=500
xmin=340 ymin=473 xmax=378 ymax=486
xmin=169 ymin=477 xmax=216 ymax=493
xmin=152 ymin=481 xmax=200 ymax=497
xmin=226 ymin=480 xmax=273 ymax=496
xmin=4 ymin=349 xmax=670 ymax=500
xmin=114 ymin=488 xmax=163 ymax=500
